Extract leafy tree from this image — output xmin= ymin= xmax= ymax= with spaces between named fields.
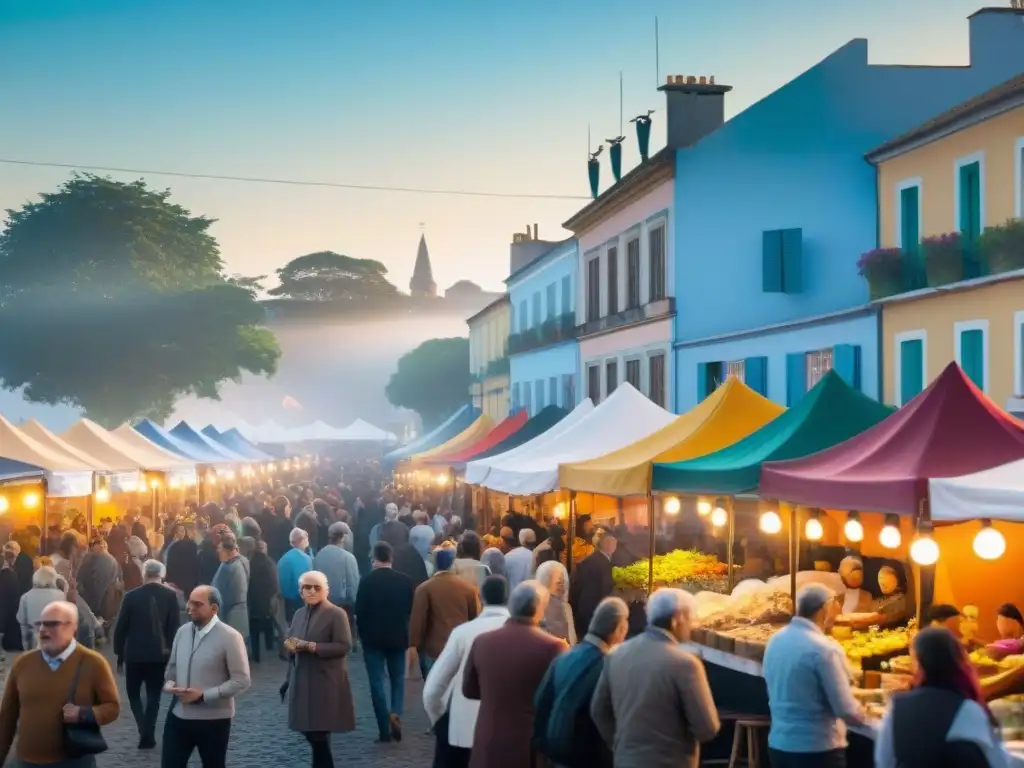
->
xmin=267 ymin=251 xmax=400 ymax=303
xmin=385 ymin=337 xmax=470 ymax=429
xmin=0 ymin=173 xmax=281 ymax=425
xmin=226 ymin=274 xmax=268 ymax=296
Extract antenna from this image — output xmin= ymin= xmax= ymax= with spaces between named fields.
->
xmin=587 ymin=124 xmax=591 ymax=156
xmin=619 ymin=71 xmax=624 ymax=136
xmin=655 ymin=16 xmax=660 ymax=88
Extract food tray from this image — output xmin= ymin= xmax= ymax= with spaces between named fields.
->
xmin=691 ymin=627 xmax=709 ymax=645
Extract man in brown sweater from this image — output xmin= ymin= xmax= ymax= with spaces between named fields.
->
xmin=0 ymin=600 xmax=120 ymax=767
xmin=409 ymin=548 xmax=479 ymax=675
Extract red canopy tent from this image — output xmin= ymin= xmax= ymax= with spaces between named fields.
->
xmin=760 ymin=363 xmax=1024 ymax=516
xmin=421 ymin=409 xmax=529 ymax=466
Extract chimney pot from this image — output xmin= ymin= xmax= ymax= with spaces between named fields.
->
xmin=666 ymin=74 xmax=674 ymax=85
xmin=533 ymin=223 xmax=539 ymax=238
xmin=709 ymin=75 xmax=715 ymax=84
xmin=687 ymin=75 xmax=697 ymax=84
xmin=674 ymin=74 xmax=684 ymax=84
xmin=699 ymin=75 xmax=707 ymax=84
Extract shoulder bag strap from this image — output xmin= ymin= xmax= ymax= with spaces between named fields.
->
xmin=67 ymin=656 xmax=85 ymax=704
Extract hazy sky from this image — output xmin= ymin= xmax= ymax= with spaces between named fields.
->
xmin=0 ymin=0 xmax=986 ymax=294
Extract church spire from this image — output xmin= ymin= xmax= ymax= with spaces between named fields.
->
xmin=410 ymin=226 xmax=437 ymax=297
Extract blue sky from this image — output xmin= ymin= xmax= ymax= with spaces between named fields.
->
xmin=0 ymin=0 xmax=987 ymax=293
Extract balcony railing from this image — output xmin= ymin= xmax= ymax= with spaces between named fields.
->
xmin=471 ymin=356 xmax=510 ymax=382
xmin=578 ymin=297 xmax=675 ymax=338
xmin=508 ymin=313 xmax=578 ymax=355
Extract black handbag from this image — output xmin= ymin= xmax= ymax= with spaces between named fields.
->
xmin=62 ymin=658 xmax=109 ymax=758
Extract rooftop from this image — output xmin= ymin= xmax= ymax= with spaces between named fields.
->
xmin=465 ymin=293 xmax=509 ymax=325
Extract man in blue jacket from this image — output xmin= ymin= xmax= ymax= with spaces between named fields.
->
xmin=277 ymin=527 xmax=312 ymax=622
xmin=533 ymin=596 xmax=629 ymax=768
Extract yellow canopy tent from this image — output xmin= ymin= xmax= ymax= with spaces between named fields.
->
xmin=558 ymin=376 xmax=784 ymax=496
xmin=406 ymin=414 xmax=494 ymax=465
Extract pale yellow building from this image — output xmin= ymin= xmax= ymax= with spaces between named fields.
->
xmin=467 ymin=295 xmax=511 ymax=421
xmin=867 ymin=74 xmax=1024 ymax=411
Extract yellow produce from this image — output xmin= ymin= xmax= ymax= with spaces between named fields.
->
xmin=835 ymin=627 xmax=910 ymax=663
xmin=612 ymin=549 xmax=727 ymax=591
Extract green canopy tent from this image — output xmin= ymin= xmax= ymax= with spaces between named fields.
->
xmin=652 ymin=370 xmax=895 ymax=495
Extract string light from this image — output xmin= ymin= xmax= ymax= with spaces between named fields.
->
xmin=804 ymin=510 xmax=824 ymax=541
xmin=759 ymin=509 xmax=782 ymax=535
xmin=663 ymin=497 xmax=681 ymax=515
xmin=909 ymin=527 xmax=940 ymax=565
xmin=710 ymin=505 xmax=728 ymax=528
xmin=696 ymin=499 xmax=711 ymax=517
xmin=844 ymin=511 xmax=864 ymax=543
xmin=879 ymin=514 xmax=902 ymax=549
xmin=974 ymin=519 xmax=1006 ymax=560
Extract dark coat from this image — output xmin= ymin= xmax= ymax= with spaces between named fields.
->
xmin=392 ymin=543 xmax=429 ymax=590
xmin=568 ymin=551 xmax=613 ymax=638
xmin=462 ymin=619 xmax=566 ymax=768
xmin=354 ymin=566 xmax=414 ymax=652
xmin=247 ymin=551 xmax=279 ymax=619
xmin=286 ymin=602 xmax=356 ymax=733
xmin=379 ymin=520 xmax=409 ymax=549
xmin=112 ymin=582 xmax=180 ymax=664
xmin=197 ymin=539 xmax=220 ymax=586
xmin=164 ymin=538 xmax=199 ymax=596
xmin=0 ymin=568 xmax=23 ymax=651
xmin=533 ymin=638 xmax=613 ymax=768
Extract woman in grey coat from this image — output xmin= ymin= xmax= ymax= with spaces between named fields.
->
xmin=285 ymin=569 xmax=356 ymax=768
xmin=211 ymin=534 xmax=250 ymax=644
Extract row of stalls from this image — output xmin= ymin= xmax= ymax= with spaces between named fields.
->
xmin=387 ymin=362 xmax=1024 ymax=764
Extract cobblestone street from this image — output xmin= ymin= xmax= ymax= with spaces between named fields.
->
xmin=4 ymin=648 xmax=435 ymax=768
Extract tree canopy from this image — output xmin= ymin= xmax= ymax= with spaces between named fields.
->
xmin=0 ymin=173 xmax=281 ymax=425
xmin=267 ymin=251 xmax=400 ymax=303
xmin=385 ymin=337 xmax=470 ymax=429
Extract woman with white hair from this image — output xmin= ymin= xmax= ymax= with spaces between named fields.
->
xmin=16 ymin=565 xmax=66 ymax=649
xmin=124 ymin=534 xmax=148 ymax=591
xmin=536 ymin=561 xmax=577 ymax=645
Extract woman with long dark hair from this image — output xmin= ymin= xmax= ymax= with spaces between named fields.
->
xmin=875 ymin=626 xmax=1008 ymax=767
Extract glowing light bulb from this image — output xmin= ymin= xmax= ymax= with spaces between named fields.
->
xmin=974 ymin=522 xmax=1006 ymax=560
xmin=804 ymin=517 xmax=824 ymax=541
xmin=94 ymin=488 xmax=111 ymax=503
xmin=222 ymin=470 xmax=235 ymax=482
xmin=696 ymin=499 xmax=712 ymax=517
xmin=710 ymin=506 xmax=728 ymax=528
xmin=22 ymin=491 xmax=40 ymax=508
xmin=664 ymin=497 xmax=681 ymax=516
xmin=0 ymin=496 xmax=8 ymax=514
xmin=910 ymin=535 xmax=940 ymax=566
xmin=879 ymin=524 xmax=901 ymax=549
xmin=436 ymin=473 xmax=448 ymax=486
xmin=168 ymin=477 xmax=182 ymax=489
xmin=844 ymin=515 xmax=864 ymax=543
xmin=553 ymin=503 xmax=566 ymax=519
xmin=759 ymin=510 xmax=782 ymax=535
xmin=149 ymin=478 xmax=161 ymax=490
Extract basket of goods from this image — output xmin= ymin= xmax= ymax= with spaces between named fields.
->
xmin=701 ymin=589 xmax=794 ymax=633
xmin=727 ymin=625 xmax=776 ymax=662
xmin=691 ymin=627 xmax=709 ymax=645
xmin=611 ymin=550 xmax=729 ymax=602
xmin=836 ymin=627 xmax=911 ymax=671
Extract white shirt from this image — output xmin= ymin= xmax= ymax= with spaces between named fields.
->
xmin=194 ymin=615 xmax=220 ymax=645
xmin=504 ymin=547 xmax=534 ymax=593
xmin=42 ymin=639 xmax=78 ymax=671
xmin=422 ymin=606 xmax=510 ymax=748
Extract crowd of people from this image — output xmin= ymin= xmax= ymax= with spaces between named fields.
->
xmin=0 ymin=464 xmax=1010 ymax=768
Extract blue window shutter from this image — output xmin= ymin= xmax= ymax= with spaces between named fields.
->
xmin=785 ymin=353 xmax=806 ymax=406
xmin=833 ymin=344 xmax=862 ymax=390
xmin=900 ymin=186 xmax=920 ymax=254
xmin=744 ymin=356 xmax=768 ymax=395
xmin=696 ymin=363 xmax=709 ymax=403
xmin=960 ymin=329 xmax=984 ymax=389
xmin=959 ymin=162 xmax=981 ymax=241
xmin=781 ymin=228 xmax=803 ymax=293
xmin=899 ymin=339 xmax=924 ymax=404
xmin=762 ymin=231 xmax=783 ymax=293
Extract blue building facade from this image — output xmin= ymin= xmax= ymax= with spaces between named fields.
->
xmin=672 ymin=8 xmax=1024 ymax=410
xmin=507 ymin=239 xmax=580 ymax=416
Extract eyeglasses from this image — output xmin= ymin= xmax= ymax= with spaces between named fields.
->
xmin=34 ymin=620 xmax=70 ymax=629
xmin=300 ymin=584 xmax=323 ymax=592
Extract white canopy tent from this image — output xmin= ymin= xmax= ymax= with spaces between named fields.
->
xmin=0 ymin=416 xmax=94 ymax=497
xmin=929 ymin=458 xmax=1024 ymax=522
xmin=21 ymin=419 xmax=113 ymax=471
xmin=478 ymin=383 xmax=677 ymax=495
xmin=65 ymin=419 xmax=195 ymax=472
xmin=333 ymin=418 xmax=398 ymax=443
xmin=464 ymin=399 xmax=595 ymax=486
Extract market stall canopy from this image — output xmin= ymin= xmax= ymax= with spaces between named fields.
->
xmin=383 ymin=405 xmax=479 ymax=465
xmin=62 ymin=418 xmax=176 ymax=472
xmin=240 ymin=420 xmax=290 ymax=444
xmin=114 ymin=424 xmax=198 ymax=467
xmin=929 ymin=458 xmax=1024 ymax=522
xmin=406 ymin=413 xmax=495 ymax=465
xmin=0 ymin=456 xmax=45 ymax=483
xmin=135 ymin=420 xmax=225 ymax=463
xmin=20 ymin=419 xmax=113 ymax=471
xmin=654 ymin=371 xmax=894 ymax=496
xmin=464 ymin=401 xmax=593 ymax=485
xmin=0 ymin=416 xmax=94 ymax=497
xmin=169 ymin=422 xmax=248 ymax=462
xmin=466 ymin=406 xmax=567 ymax=465
xmin=332 ymin=419 xmax=398 ymax=443
xmin=760 ymin=363 xmax=1024 ymax=515
xmin=421 ymin=409 xmax=529 ymax=467
xmin=202 ymin=426 xmax=273 ymax=461
xmin=560 ymin=376 xmax=785 ymax=496
xmin=481 ymin=383 xmax=677 ymax=495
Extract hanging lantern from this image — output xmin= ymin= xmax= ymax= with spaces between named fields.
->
xmin=804 ymin=509 xmax=824 ymax=541
xmin=696 ymin=499 xmax=711 ymax=517
xmin=879 ymin=514 xmax=902 ymax=549
xmin=710 ymin=504 xmax=728 ymax=528
xmin=759 ymin=509 xmax=782 ymax=535
xmin=909 ymin=525 xmax=940 ymax=566
xmin=844 ymin=511 xmax=864 ymax=543
xmin=974 ymin=519 xmax=1006 ymax=560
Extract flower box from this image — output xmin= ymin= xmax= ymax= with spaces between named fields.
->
xmin=857 ymin=248 xmax=905 ymax=300
xmin=922 ymin=233 xmax=966 ymax=287
xmin=980 ymin=219 xmax=1024 ymax=274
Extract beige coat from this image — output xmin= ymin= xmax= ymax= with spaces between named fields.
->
xmin=286 ymin=602 xmax=356 ymax=733
xmin=591 ymin=629 xmax=720 ymax=768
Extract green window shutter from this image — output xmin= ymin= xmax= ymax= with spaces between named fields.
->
xmin=785 ymin=352 xmax=806 ymax=406
xmin=744 ymin=356 xmax=768 ymax=395
xmin=900 ymin=186 xmax=919 ymax=254
xmin=781 ymin=228 xmax=803 ymax=293
xmin=960 ymin=328 xmax=985 ymax=390
xmin=762 ymin=230 xmax=783 ymax=293
xmin=696 ymin=363 xmax=709 ymax=403
xmin=833 ymin=344 xmax=862 ymax=390
xmin=899 ymin=339 xmax=924 ymax=404
xmin=959 ymin=162 xmax=981 ymax=241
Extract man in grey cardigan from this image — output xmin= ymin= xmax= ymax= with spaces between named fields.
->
xmin=163 ymin=585 xmax=251 ymax=768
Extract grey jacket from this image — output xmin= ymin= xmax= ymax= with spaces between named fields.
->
xmin=211 ymin=556 xmax=250 ymax=639
xmin=165 ymin=618 xmax=251 ymax=720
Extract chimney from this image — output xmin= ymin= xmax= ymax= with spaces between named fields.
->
xmin=968 ymin=7 xmax=1024 ymax=71
xmin=658 ymin=73 xmax=732 ymax=150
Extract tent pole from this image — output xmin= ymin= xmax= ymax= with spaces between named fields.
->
xmin=647 ymin=493 xmax=655 ymax=596
xmin=789 ymin=502 xmax=798 ymax=606
xmin=567 ymin=491 xmax=577 ymax=576
xmin=726 ymin=497 xmax=736 ymax=592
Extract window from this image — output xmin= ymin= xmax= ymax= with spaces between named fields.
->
xmin=548 ymin=376 xmax=558 ymax=406
xmin=649 ymin=354 xmax=666 ymax=407
xmin=625 ymin=358 xmax=641 ymax=389
xmin=511 ymin=382 xmax=520 ymax=411
xmin=606 ymin=246 xmax=618 ymax=315
xmin=587 ymin=364 xmax=601 ymax=404
xmin=560 ymin=275 xmax=571 ymax=315
xmin=956 ymin=155 xmax=983 ymax=243
xmin=626 ymin=237 xmax=641 ymax=309
xmin=586 ymin=258 xmax=600 ymax=322
xmin=805 ymin=347 xmax=834 ymax=389
xmin=518 ymin=300 xmax=528 ymax=332
xmin=606 ymin=360 xmax=618 ymax=396
xmin=535 ymin=380 xmax=545 ymax=411
xmin=562 ymin=373 xmax=576 ymax=407
xmin=955 ymin=320 xmax=989 ymax=392
xmin=725 ymin=360 xmax=746 ymax=383
xmin=697 ymin=361 xmax=724 ymax=402
xmin=531 ymin=292 xmax=541 ymax=328
xmin=1015 ymin=311 xmax=1024 ymax=398
xmin=762 ymin=228 xmax=803 ymax=293
xmin=895 ymin=331 xmax=926 ymax=406
xmin=545 ymin=283 xmax=556 ymax=321
xmin=786 ymin=353 xmax=806 ymax=406
xmin=897 ymin=180 xmax=921 ymax=253
xmin=649 ymin=225 xmax=666 ymax=301
xmin=522 ymin=382 xmax=533 ymax=414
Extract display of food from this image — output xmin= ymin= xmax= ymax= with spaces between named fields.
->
xmin=700 ymin=589 xmax=793 ymax=630
xmin=612 ymin=549 xmax=729 ymax=599
xmin=569 ymin=537 xmax=594 ymax=565
xmin=836 ymin=626 xmax=910 ymax=664
xmin=991 ymin=695 xmax=1024 ymax=741
xmin=969 ymin=649 xmax=1024 ymax=677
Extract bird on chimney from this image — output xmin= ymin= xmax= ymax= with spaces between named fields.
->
xmin=588 ymin=145 xmax=605 ymax=162
xmin=605 ymin=135 xmax=625 ymax=147
xmin=630 ymin=110 xmax=655 ymax=126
